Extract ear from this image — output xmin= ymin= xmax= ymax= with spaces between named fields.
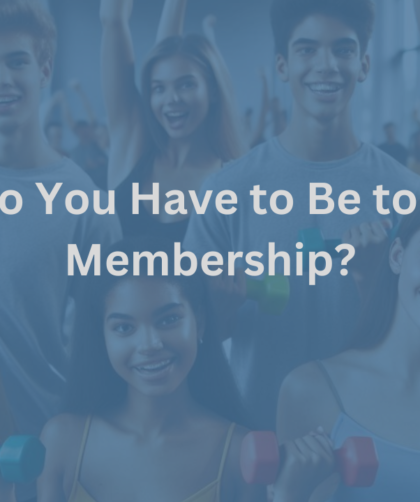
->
xmin=40 ymin=58 xmax=53 ymax=89
xmin=389 ymin=237 xmax=404 ymax=275
xmin=196 ymin=312 xmax=206 ymax=345
xmin=358 ymin=53 xmax=370 ymax=83
xmin=276 ymin=53 xmax=289 ymax=83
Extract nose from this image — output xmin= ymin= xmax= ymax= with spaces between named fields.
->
xmin=135 ymin=326 xmax=164 ymax=353
xmin=314 ymin=48 xmax=339 ymax=76
xmin=167 ymin=87 xmax=181 ymax=104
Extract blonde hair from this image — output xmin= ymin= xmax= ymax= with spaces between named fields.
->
xmin=0 ymin=0 xmax=57 ymax=64
xmin=141 ymin=35 xmax=246 ymax=162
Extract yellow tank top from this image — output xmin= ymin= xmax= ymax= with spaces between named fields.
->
xmin=68 ymin=416 xmax=236 ymax=502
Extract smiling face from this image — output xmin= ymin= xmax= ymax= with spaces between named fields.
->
xmin=104 ymin=278 xmax=202 ymax=398
xmin=390 ymin=231 xmax=420 ymax=331
xmin=0 ymin=32 xmax=51 ymax=134
xmin=276 ymin=14 xmax=369 ymax=123
xmin=149 ymin=55 xmax=211 ymax=141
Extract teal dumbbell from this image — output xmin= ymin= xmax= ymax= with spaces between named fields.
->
xmin=298 ymin=226 xmax=398 ymax=272
xmin=247 ymin=275 xmax=290 ymax=315
xmin=0 ymin=436 xmax=46 ymax=483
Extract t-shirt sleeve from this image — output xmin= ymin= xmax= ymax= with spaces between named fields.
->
xmin=183 ymin=175 xmax=232 ymax=259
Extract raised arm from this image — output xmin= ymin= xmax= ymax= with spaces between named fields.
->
xmin=55 ymin=90 xmax=76 ymax=132
xmin=42 ymin=91 xmax=62 ymax=128
xmin=100 ymin=0 xmax=144 ymax=189
xmin=68 ymin=80 xmax=97 ymax=126
xmin=249 ymin=69 xmax=269 ymax=148
xmin=156 ymin=0 xmax=188 ymax=44
xmin=414 ymin=0 xmax=420 ymax=30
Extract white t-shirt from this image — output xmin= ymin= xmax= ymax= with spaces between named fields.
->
xmin=0 ymin=157 xmax=122 ymax=437
xmin=184 ymin=138 xmax=420 ymax=428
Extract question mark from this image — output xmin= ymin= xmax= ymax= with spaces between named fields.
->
xmin=335 ymin=244 xmax=356 ymax=276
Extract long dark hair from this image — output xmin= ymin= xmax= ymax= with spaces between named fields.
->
xmin=140 ymin=35 xmax=246 ymax=162
xmin=351 ymin=204 xmax=420 ymax=349
xmin=64 ymin=237 xmax=249 ymax=427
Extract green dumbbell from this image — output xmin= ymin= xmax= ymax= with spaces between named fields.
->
xmin=298 ymin=226 xmax=398 ymax=272
xmin=0 ymin=436 xmax=46 ymax=483
xmin=247 ymin=275 xmax=290 ymax=315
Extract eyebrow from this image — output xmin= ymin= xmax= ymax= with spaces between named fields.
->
xmin=106 ymin=313 xmax=134 ymax=322
xmin=292 ymin=37 xmax=357 ymax=47
xmin=5 ymin=51 xmax=31 ymax=58
xmin=106 ymin=303 xmax=183 ymax=321
xmin=151 ymin=74 xmax=196 ymax=84
xmin=153 ymin=303 xmax=183 ymax=317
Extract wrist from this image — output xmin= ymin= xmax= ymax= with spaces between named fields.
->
xmin=100 ymin=15 xmax=129 ymax=27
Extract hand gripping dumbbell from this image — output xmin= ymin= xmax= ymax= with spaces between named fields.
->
xmin=0 ymin=436 xmax=46 ymax=483
xmin=240 ymin=431 xmax=378 ymax=487
xmin=246 ymin=275 xmax=290 ymax=315
xmin=298 ymin=226 xmax=398 ymax=271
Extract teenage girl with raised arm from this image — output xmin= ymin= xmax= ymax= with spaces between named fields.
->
xmin=100 ymin=0 xmax=245 ymax=242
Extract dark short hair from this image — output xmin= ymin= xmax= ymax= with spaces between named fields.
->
xmin=0 ymin=0 xmax=57 ymax=64
xmin=270 ymin=0 xmax=375 ymax=57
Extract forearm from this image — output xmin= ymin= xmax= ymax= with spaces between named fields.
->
xmin=250 ymin=75 xmax=269 ymax=148
xmin=156 ymin=0 xmax=188 ymax=43
xmin=414 ymin=0 xmax=420 ymax=30
xmin=75 ymin=87 xmax=97 ymax=126
xmin=101 ymin=19 xmax=138 ymax=129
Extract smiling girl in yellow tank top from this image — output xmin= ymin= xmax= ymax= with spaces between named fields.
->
xmin=37 ymin=238 xmax=264 ymax=502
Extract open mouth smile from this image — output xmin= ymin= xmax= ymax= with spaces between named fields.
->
xmin=164 ymin=111 xmax=189 ymax=129
xmin=131 ymin=357 xmax=175 ymax=379
xmin=306 ymin=82 xmax=345 ymax=94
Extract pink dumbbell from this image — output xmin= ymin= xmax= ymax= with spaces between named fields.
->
xmin=240 ymin=431 xmax=379 ymax=487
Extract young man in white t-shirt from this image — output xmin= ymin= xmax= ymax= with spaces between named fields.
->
xmin=184 ymin=0 xmax=420 ymax=430
xmin=0 ymin=2 xmax=121 ymax=501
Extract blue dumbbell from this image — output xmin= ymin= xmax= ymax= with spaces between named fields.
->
xmin=0 ymin=436 xmax=46 ymax=483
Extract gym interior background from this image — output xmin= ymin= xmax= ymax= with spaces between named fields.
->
xmin=47 ymin=0 xmax=420 ymax=148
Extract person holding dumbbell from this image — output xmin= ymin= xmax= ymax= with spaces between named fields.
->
xmin=36 ymin=237 xmax=347 ymax=502
xmin=184 ymin=0 xmax=420 ymax=431
xmin=277 ymin=203 xmax=420 ymax=501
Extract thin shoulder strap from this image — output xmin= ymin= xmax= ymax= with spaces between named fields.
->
xmin=69 ymin=415 xmax=93 ymax=499
xmin=216 ymin=423 xmax=236 ymax=501
xmin=315 ymin=361 xmax=346 ymax=413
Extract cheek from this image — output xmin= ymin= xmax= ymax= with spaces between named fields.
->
xmin=150 ymin=95 xmax=163 ymax=119
xmin=105 ymin=336 xmax=129 ymax=373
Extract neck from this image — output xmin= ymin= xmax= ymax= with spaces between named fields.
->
xmin=117 ymin=383 xmax=197 ymax=437
xmin=280 ymin=106 xmax=359 ymax=162
xmin=0 ymin=118 xmax=60 ymax=169
xmin=163 ymin=127 xmax=214 ymax=170
xmin=374 ymin=302 xmax=420 ymax=381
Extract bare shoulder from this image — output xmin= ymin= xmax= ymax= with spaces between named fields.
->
xmin=41 ymin=414 xmax=88 ymax=468
xmin=277 ymin=361 xmax=343 ymax=441
xmin=41 ymin=413 xmax=87 ymax=445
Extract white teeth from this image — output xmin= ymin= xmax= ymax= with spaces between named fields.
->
xmin=308 ymin=83 xmax=343 ymax=93
xmin=166 ymin=112 xmax=187 ymax=118
xmin=137 ymin=359 xmax=172 ymax=371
